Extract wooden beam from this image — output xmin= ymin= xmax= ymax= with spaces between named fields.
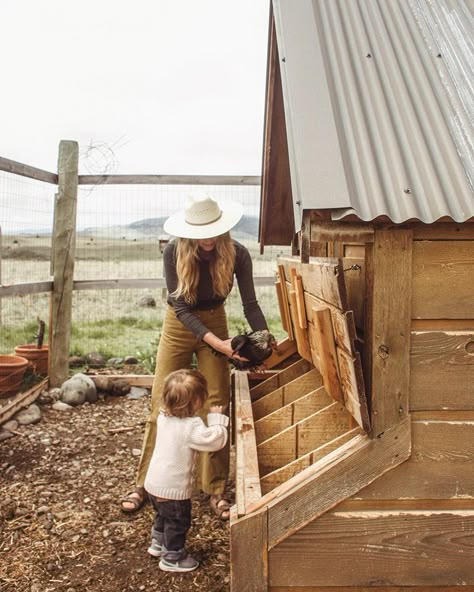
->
xmin=78 ymin=174 xmax=261 ymax=185
xmin=310 ymin=221 xmax=375 ymax=244
xmin=89 ymin=374 xmax=154 ymax=387
xmin=311 ymin=307 xmax=344 ymax=403
xmin=365 ymin=229 xmax=413 ymax=435
xmin=234 ymin=371 xmax=262 ymax=516
xmin=0 ymin=156 xmax=58 ymax=184
xmin=277 ymin=265 xmax=294 ymax=341
xmin=289 ymin=290 xmax=312 ymax=361
xmin=0 ymin=379 xmax=48 ymax=426
xmin=266 ymin=416 xmax=411 ymax=548
xmin=49 ymin=141 xmax=79 ymax=388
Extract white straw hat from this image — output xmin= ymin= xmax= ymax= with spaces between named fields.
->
xmin=163 ymin=195 xmax=243 ymax=239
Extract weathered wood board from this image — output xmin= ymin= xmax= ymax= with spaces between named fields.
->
xmin=269 ymin=511 xmax=474 ymax=587
xmin=410 ymin=330 xmax=474 ymax=410
xmin=412 ymin=240 xmax=474 ymax=319
xmin=250 ymin=358 xmax=312 ymax=400
xmin=351 ymin=419 xmax=474 ymax=500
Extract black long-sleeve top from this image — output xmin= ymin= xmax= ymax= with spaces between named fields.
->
xmin=164 ymin=240 xmax=267 ymax=341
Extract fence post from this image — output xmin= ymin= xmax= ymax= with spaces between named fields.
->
xmin=49 ymin=140 xmax=78 ymax=387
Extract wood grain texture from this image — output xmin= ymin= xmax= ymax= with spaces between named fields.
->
xmin=269 ymin=510 xmax=474 ymax=587
xmin=289 ymin=289 xmax=312 ymax=361
xmin=267 ymin=417 xmax=411 ymax=548
xmin=351 ymin=419 xmax=474 ymax=500
xmin=49 ymin=141 xmax=79 ymax=388
xmin=365 ymin=229 xmax=413 ymax=435
xmin=250 ymin=358 xmax=312 ymax=400
xmin=230 ymin=505 xmax=268 ymax=592
xmin=410 ymin=331 xmax=474 ymax=411
xmin=260 ymin=428 xmax=360 ymax=495
xmin=270 ymin=587 xmax=474 ymax=592
xmin=278 ymin=256 xmax=347 ymax=310
xmin=412 ymin=240 xmax=474 ymax=319
xmin=234 ymin=371 xmax=262 ymax=515
xmin=252 ymin=368 xmax=322 ymax=421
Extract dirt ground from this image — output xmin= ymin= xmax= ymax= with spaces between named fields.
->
xmin=0 ymin=379 xmax=233 ymax=592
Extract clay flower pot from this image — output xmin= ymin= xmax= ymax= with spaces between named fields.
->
xmin=0 ymin=355 xmax=29 ymax=398
xmin=14 ymin=344 xmax=49 ymax=376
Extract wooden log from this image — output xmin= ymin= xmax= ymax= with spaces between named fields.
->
xmin=266 ymin=417 xmax=411 ymax=549
xmin=365 ymin=229 xmax=413 ymax=435
xmin=412 ymin=240 xmax=474 ymax=319
xmin=49 ymin=141 xmax=79 ymax=388
xmin=410 ymin=330 xmax=474 ymax=411
xmin=269 ymin=509 xmax=474 ymax=587
xmin=234 ymin=371 xmax=261 ymax=516
xmin=310 ymin=221 xmax=375 ymax=244
xmin=89 ymin=374 xmax=154 ymax=387
xmin=250 ymin=358 xmax=312 ymax=400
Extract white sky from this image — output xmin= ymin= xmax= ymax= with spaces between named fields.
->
xmin=0 ymin=1 xmax=270 ymax=176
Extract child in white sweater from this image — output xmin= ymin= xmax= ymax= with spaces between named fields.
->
xmin=144 ymin=368 xmax=229 ymax=573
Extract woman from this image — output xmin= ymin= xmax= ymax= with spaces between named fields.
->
xmin=121 ymin=195 xmax=270 ymax=520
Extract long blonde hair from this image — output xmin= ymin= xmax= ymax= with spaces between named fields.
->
xmin=173 ymin=233 xmax=236 ymax=305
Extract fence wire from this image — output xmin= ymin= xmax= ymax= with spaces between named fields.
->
xmin=1 ymin=173 xmax=290 ymax=361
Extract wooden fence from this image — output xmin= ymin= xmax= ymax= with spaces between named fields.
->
xmin=0 ymin=140 xmax=272 ymax=387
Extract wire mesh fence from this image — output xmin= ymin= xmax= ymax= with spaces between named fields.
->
xmin=1 ymin=168 xmax=290 ymax=362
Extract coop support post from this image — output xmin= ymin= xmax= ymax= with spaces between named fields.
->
xmin=49 ymin=140 xmax=78 ymax=387
xmin=365 ymin=229 xmax=413 ymax=436
xmin=230 ymin=505 xmax=268 ymax=592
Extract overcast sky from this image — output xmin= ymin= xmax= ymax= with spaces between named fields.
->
xmin=0 ymin=1 xmax=270 ymax=176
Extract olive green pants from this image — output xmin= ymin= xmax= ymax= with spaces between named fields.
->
xmin=136 ymin=305 xmax=230 ymax=495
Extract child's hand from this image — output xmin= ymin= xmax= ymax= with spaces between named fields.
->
xmin=210 ymin=405 xmax=223 ymax=414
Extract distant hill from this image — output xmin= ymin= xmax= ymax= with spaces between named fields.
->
xmin=79 ymin=214 xmax=259 ymax=240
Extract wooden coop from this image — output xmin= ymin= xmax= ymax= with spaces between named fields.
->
xmin=230 ymin=1 xmax=474 ymax=591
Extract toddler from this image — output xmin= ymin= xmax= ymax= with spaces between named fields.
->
xmin=144 ymin=368 xmax=229 ymax=572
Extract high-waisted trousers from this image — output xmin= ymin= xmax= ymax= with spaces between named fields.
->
xmin=136 ymin=304 xmax=230 ymax=495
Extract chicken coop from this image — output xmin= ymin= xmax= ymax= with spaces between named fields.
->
xmin=230 ymin=1 xmax=474 ymax=590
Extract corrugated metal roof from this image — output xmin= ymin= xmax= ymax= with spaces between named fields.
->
xmin=273 ymin=0 xmax=474 ymax=224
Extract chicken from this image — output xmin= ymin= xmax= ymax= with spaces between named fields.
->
xmin=228 ymin=330 xmax=278 ymax=370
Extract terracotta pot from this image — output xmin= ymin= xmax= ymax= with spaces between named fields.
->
xmin=0 ymin=355 xmax=29 ymax=398
xmin=14 ymin=344 xmax=49 ymax=376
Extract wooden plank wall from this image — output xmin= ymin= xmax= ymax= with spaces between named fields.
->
xmin=268 ymin=226 xmax=474 ymax=590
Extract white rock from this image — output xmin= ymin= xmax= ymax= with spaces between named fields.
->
xmin=60 ymin=373 xmax=97 ymax=406
xmin=14 ymin=404 xmax=42 ymax=425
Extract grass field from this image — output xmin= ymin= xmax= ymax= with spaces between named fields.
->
xmin=0 ymin=235 xmax=289 ymax=365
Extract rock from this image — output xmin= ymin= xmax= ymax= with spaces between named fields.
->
xmin=15 ymin=404 xmax=42 ymax=425
xmin=69 ymin=356 xmax=85 ymax=368
xmin=124 ymin=356 xmax=139 ymax=365
xmin=85 ymin=352 xmax=106 ymax=368
xmin=138 ymin=296 xmax=156 ymax=308
xmin=3 ymin=420 xmax=19 ymax=432
xmin=0 ymin=430 xmax=15 ymax=442
xmin=60 ymin=373 xmax=97 ymax=406
xmin=110 ymin=379 xmax=130 ymax=397
xmin=126 ymin=386 xmax=149 ymax=400
xmin=107 ymin=357 xmax=124 ymax=366
xmin=38 ymin=387 xmax=61 ymax=405
xmin=52 ymin=401 xmax=74 ymax=412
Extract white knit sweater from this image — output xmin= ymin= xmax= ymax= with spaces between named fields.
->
xmin=144 ymin=410 xmax=229 ymax=500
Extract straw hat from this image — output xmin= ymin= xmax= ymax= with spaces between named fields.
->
xmin=163 ymin=195 xmax=243 ymax=239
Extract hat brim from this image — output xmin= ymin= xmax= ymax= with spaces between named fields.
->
xmin=163 ymin=201 xmax=244 ymax=239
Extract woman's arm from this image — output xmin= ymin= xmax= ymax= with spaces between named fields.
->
xmin=234 ymin=243 xmax=268 ymax=332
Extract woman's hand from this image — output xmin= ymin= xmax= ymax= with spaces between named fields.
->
xmin=203 ymin=333 xmax=249 ymax=363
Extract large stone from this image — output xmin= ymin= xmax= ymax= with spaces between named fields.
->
xmin=60 ymin=373 xmax=97 ymax=406
xmin=14 ymin=404 xmax=42 ymax=425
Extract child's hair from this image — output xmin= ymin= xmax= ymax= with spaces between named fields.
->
xmin=162 ymin=369 xmax=208 ymax=418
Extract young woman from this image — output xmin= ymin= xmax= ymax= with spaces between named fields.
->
xmin=121 ymin=195 xmax=270 ymax=520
